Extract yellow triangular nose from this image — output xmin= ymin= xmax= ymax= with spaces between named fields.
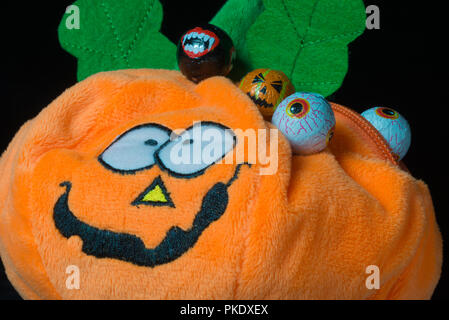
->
xmin=142 ymin=184 xmax=167 ymax=203
xmin=132 ymin=176 xmax=175 ymax=208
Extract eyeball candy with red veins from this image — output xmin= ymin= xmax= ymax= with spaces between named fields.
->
xmin=361 ymin=107 xmax=411 ymax=160
xmin=272 ymin=92 xmax=336 ymax=155
xmin=177 ymin=24 xmax=235 ymax=83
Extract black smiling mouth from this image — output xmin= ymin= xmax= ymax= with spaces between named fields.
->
xmin=247 ymin=93 xmax=274 ymax=109
xmin=53 ymin=164 xmax=250 ymax=268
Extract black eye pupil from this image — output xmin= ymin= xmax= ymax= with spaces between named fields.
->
xmin=383 ymin=108 xmax=395 ymax=116
xmin=252 ymin=77 xmax=263 ymax=84
xmin=271 ymin=83 xmax=283 ymax=93
xmin=183 ymin=139 xmax=194 ymax=145
xmin=290 ymin=103 xmax=303 ymax=114
xmin=144 ymin=139 xmax=158 ymax=146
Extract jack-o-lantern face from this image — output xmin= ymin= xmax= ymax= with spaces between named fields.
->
xmin=53 ymin=121 xmax=244 ymax=268
xmin=239 ymin=69 xmax=295 ymax=118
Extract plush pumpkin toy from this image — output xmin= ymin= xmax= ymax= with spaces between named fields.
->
xmin=0 ymin=70 xmax=442 ymax=299
xmin=0 ymin=0 xmax=442 ymax=300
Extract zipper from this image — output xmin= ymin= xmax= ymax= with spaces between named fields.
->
xmin=330 ymin=102 xmax=399 ymax=166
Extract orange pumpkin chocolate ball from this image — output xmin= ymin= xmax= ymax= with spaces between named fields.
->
xmin=239 ymin=69 xmax=295 ymax=118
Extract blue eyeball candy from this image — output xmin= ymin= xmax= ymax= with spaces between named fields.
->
xmin=272 ymin=92 xmax=336 ymax=155
xmin=361 ymin=107 xmax=411 ymax=160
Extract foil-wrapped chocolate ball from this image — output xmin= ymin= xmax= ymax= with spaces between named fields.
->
xmin=239 ymin=69 xmax=295 ymax=118
xmin=361 ymin=107 xmax=411 ymax=160
xmin=272 ymin=92 xmax=336 ymax=155
xmin=177 ymin=24 xmax=235 ymax=83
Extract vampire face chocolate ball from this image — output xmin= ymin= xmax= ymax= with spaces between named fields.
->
xmin=177 ymin=24 xmax=235 ymax=83
xmin=361 ymin=107 xmax=411 ymax=160
xmin=272 ymin=92 xmax=336 ymax=155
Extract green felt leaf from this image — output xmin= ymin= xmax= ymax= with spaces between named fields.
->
xmin=211 ymin=0 xmax=264 ymax=80
xmin=244 ymin=0 xmax=366 ymax=96
xmin=58 ymin=0 xmax=177 ymax=81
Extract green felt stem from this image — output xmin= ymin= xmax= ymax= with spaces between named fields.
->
xmin=58 ymin=0 xmax=177 ymax=81
xmin=211 ymin=0 xmax=265 ymax=81
xmin=245 ymin=0 xmax=366 ymax=97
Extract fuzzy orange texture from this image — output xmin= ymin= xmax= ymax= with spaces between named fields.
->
xmin=0 ymin=69 xmax=442 ymax=300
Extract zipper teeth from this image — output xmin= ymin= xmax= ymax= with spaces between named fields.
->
xmin=330 ymin=103 xmax=399 ymax=166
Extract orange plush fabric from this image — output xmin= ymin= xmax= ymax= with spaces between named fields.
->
xmin=0 ymin=69 xmax=442 ymax=299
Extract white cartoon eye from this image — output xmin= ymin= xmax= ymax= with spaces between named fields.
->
xmin=156 ymin=122 xmax=236 ymax=178
xmin=99 ymin=124 xmax=171 ymax=173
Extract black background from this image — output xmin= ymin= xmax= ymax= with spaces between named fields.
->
xmin=0 ymin=0 xmax=447 ymax=300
